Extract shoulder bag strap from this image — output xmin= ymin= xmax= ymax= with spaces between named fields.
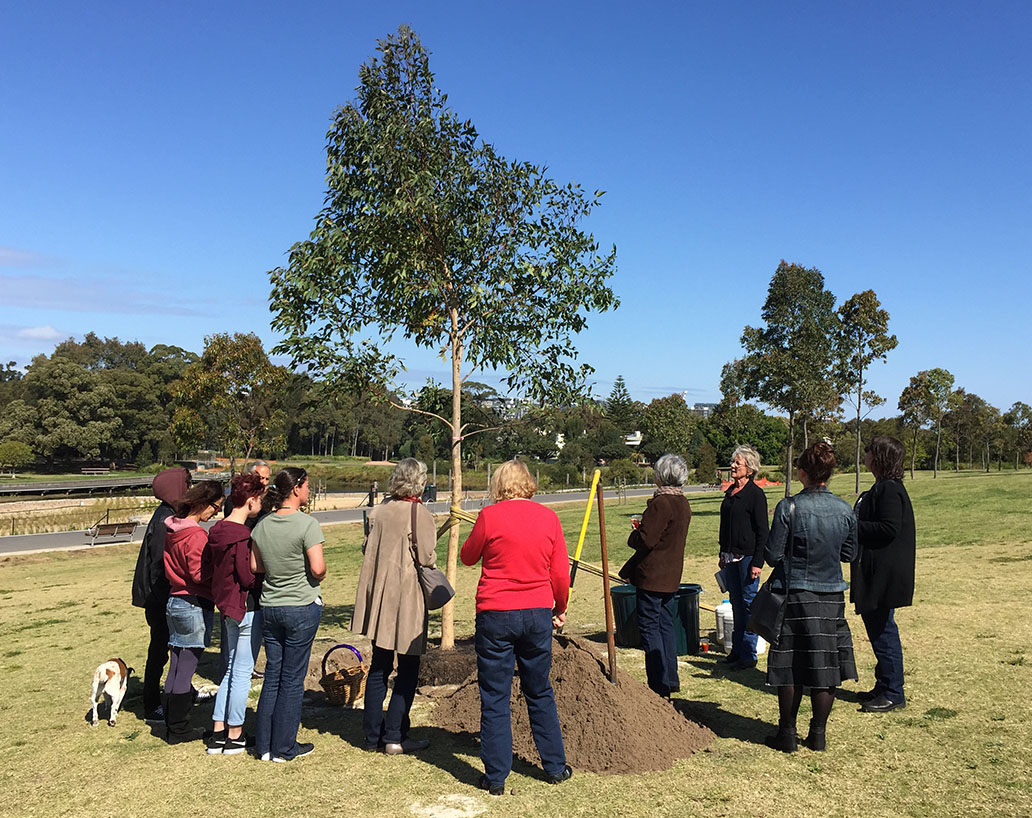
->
xmin=408 ymin=501 xmax=423 ymax=575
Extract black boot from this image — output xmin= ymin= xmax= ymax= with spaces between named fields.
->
xmin=164 ymin=692 xmax=203 ymax=744
xmin=764 ymin=726 xmax=798 ymax=753
xmin=805 ymin=720 xmax=826 ymax=751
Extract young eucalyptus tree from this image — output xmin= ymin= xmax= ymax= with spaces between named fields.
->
xmin=267 ymin=27 xmax=618 ymax=648
xmin=740 ymin=261 xmax=840 ymax=497
xmin=838 ymin=290 xmax=898 ymax=492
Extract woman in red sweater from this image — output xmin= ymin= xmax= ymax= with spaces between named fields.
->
xmin=460 ymin=460 xmax=571 ymax=796
xmin=163 ymin=479 xmax=223 ymax=743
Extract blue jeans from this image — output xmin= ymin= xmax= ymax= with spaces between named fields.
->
xmin=213 ymin=610 xmax=257 ymax=727
xmin=861 ymin=607 xmax=905 ymax=703
xmin=220 ymin=609 xmax=263 ymax=679
xmin=255 ymin=602 xmax=321 ymax=760
xmin=725 ymin=559 xmax=760 ymax=663
xmin=475 ymin=609 xmax=566 ymax=788
xmin=636 ymin=589 xmax=678 ymax=696
xmin=363 ymin=643 xmax=421 ymax=746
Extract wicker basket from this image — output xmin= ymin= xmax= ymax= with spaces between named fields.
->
xmin=320 ymin=643 xmax=368 ymax=707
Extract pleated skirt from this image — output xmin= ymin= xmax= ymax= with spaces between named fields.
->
xmin=766 ymin=590 xmax=858 ymax=688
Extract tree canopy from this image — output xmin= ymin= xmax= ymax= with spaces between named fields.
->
xmin=266 ymin=26 xmax=618 ymax=647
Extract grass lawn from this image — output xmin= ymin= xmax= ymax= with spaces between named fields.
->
xmin=0 ymin=471 xmax=1029 ymax=817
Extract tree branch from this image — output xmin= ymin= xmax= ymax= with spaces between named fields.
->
xmin=387 ymin=400 xmax=451 ymax=429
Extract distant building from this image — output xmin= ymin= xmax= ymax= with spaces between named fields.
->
xmin=624 ymin=431 xmax=643 ymax=447
xmin=691 ymin=403 xmax=718 ymax=419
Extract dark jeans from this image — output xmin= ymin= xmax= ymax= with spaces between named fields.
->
xmin=725 ymin=559 xmax=760 ymax=662
xmin=363 ymin=643 xmax=421 ymax=746
xmin=475 ymin=608 xmax=566 ymax=788
xmin=861 ymin=607 xmax=905 ymax=703
xmin=636 ymin=588 xmax=678 ymax=696
xmin=144 ymin=594 xmax=170 ymax=713
xmin=256 ymin=602 xmax=322 ymax=760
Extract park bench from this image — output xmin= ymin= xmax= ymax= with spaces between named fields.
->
xmin=85 ymin=521 xmax=138 ymax=546
xmin=81 ymin=467 xmax=111 ymax=476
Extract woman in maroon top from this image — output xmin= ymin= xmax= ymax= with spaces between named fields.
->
xmin=205 ymin=472 xmax=264 ymax=755
xmin=461 ymin=460 xmax=571 ymax=796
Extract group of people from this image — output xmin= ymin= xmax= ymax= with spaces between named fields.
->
xmin=129 ymin=455 xmax=572 ymax=792
xmin=128 ymin=435 xmax=914 ymax=783
xmin=133 ymin=462 xmax=328 ymax=761
xmin=621 ymin=436 xmax=916 ymax=753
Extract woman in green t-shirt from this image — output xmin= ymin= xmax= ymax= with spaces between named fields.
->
xmin=250 ymin=467 xmax=325 ymax=762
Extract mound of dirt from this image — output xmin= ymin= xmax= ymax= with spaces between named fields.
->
xmin=433 ymin=634 xmax=714 ymax=774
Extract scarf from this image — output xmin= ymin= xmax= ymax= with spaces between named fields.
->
xmin=653 ymin=485 xmax=684 ymax=497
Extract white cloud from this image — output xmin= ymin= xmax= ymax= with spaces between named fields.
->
xmin=16 ymin=325 xmax=62 ymax=340
xmin=0 ymin=246 xmax=53 ymax=268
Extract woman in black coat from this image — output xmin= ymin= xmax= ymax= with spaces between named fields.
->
xmin=850 ymin=435 xmax=916 ymax=713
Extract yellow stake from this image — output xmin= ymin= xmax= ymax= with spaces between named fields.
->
xmin=569 ymin=468 xmax=601 ymax=588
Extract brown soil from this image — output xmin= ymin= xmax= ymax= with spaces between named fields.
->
xmin=418 ymin=638 xmax=476 ymax=685
xmin=433 ymin=634 xmax=714 ymax=775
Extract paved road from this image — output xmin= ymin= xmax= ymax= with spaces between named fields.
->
xmin=0 ymin=485 xmax=719 ymax=557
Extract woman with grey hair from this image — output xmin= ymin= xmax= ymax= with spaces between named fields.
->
xmin=718 ymin=445 xmax=769 ymax=671
xmin=351 ymin=458 xmax=438 ymax=754
xmin=621 ymin=453 xmax=693 ymax=697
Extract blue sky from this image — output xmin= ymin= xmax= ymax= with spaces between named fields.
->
xmin=2 ymin=1 xmax=1029 ymax=414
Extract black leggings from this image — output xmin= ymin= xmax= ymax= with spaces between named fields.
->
xmin=777 ymin=685 xmax=835 ymax=732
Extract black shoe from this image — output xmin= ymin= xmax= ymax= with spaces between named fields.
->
xmin=805 ymin=720 xmax=826 ymax=751
xmin=272 ymin=742 xmax=314 ymax=762
xmin=730 ymin=659 xmax=757 ymax=671
xmin=547 ymin=764 xmax=573 ymax=785
xmin=721 ymin=654 xmax=740 ymax=664
xmin=144 ymin=706 xmax=165 ymax=724
xmin=222 ymin=735 xmax=254 ymax=755
xmin=861 ymin=695 xmax=906 ymax=713
xmin=205 ymin=730 xmax=227 ymax=754
xmin=856 ymin=688 xmax=880 ymax=703
xmin=764 ymin=727 xmax=797 ymax=753
xmin=478 ymin=775 xmax=504 ymax=796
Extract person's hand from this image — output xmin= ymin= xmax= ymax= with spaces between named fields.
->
xmin=750 ymin=565 xmax=762 ymax=581
xmin=718 ymin=556 xmax=727 ymax=569
xmin=552 ymin=611 xmax=567 ymax=630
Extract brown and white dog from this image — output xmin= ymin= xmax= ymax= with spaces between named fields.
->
xmin=90 ymin=658 xmax=133 ymax=726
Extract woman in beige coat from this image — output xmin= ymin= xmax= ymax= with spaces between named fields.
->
xmin=351 ymin=458 xmax=438 ymax=755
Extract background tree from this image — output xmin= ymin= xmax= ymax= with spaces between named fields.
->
xmin=0 ymin=440 xmax=33 ymax=475
xmin=694 ymin=441 xmax=718 ymax=484
xmin=1003 ymin=402 xmax=1032 ymax=469
xmin=605 ymin=375 xmax=638 ymax=434
xmin=267 ymin=26 xmax=618 ymax=648
xmin=171 ymin=333 xmax=291 ymax=472
xmin=837 ymin=289 xmax=898 ymax=491
xmin=740 ymin=261 xmax=840 ymax=496
xmin=922 ymin=368 xmax=957 ymax=478
xmin=638 ymin=394 xmax=696 ymax=463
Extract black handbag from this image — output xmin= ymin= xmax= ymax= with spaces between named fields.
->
xmin=409 ymin=502 xmax=455 ymax=610
xmin=747 ymin=500 xmax=794 ymax=646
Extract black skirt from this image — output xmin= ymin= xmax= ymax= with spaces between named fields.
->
xmin=766 ymin=590 xmax=858 ymax=688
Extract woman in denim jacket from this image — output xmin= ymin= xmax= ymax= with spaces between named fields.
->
xmin=763 ymin=442 xmax=858 ymax=753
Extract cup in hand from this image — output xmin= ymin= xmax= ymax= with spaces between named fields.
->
xmin=631 ymin=514 xmax=643 ymax=530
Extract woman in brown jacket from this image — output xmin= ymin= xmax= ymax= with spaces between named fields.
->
xmin=622 ymin=454 xmax=692 ymax=697
xmin=351 ymin=458 xmax=438 ymax=755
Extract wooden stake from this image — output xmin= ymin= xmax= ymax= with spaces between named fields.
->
xmin=596 ymin=481 xmax=618 ymax=682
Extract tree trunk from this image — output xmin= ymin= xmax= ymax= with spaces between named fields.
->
xmin=784 ymin=410 xmax=795 ymax=498
xmin=933 ymin=422 xmax=941 ymax=479
xmin=910 ymin=427 xmax=917 ymax=480
xmin=854 ymin=390 xmax=862 ymax=494
xmin=802 ymin=415 xmax=809 ymax=451
xmin=442 ymin=309 xmax=463 ymax=650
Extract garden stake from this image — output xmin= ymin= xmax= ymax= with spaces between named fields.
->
xmin=569 ymin=468 xmax=601 ymax=587
xmin=596 ymin=480 xmax=618 ymax=682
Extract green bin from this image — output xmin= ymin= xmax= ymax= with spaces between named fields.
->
xmin=610 ymin=584 xmax=640 ymax=648
xmin=674 ymin=583 xmax=702 ymax=655
xmin=610 ymin=582 xmax=702 ymax=655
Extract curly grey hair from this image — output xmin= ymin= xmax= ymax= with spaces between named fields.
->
xmin=731 ymin=445 xmax=761 ymax=475
xmin=653 ymin=454 xmax=689 ymax=487
xmin=388 ymin=458 xmax=428 ymax=499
